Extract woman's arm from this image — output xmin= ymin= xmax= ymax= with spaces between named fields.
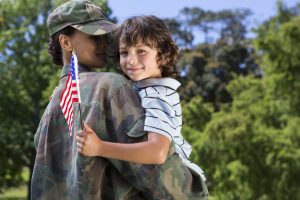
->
xmin=77 ymin=123 xmax=171 ymax=164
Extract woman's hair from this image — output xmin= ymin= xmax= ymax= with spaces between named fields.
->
xmin=48 ymin=26 xmax=76 ymax=66
xmin=113 ymin=15 xmax=179 ymax=79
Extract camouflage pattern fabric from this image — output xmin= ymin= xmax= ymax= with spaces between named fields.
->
xmin=31 ymin=65 xmax=208 ymax=200
xmin=47 ymin=0 xmax=118 ymax=35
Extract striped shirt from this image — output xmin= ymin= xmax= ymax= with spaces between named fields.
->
xmin=134 ymin=78 xmax=205 ymax=180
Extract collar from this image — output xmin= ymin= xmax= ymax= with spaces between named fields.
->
xmin=60 ymin=64 xmax=90 ymax=80
xmin=135 ymin=78 xmax=181 ymax=90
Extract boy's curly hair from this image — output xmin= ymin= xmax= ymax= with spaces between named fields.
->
xmin=113 ymin=15 xmax=179 ymax=79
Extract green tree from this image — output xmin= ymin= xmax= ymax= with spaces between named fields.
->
xmin=217 ymin=9 xmax=252 ymax=43
xmin=163 ymin=18 xmax=194 ymax=49
xmin=186 ymin=3 xmax=300 ymax=199
xmin=173 ymin=7 xmax=257 ymax=108
xmin=178 ymin=41 xmax=258 ymax=109
xmin=0 ymin=1 xmax=53 ymax=197
xmin=175 ymin=7 xmax=252 ymax=45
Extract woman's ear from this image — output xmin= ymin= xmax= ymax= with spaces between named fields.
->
xmin=59 ymin=34 xmax=73 ymax=52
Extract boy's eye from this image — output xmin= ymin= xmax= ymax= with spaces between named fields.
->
xmin=119 ymin=51 xmax=128 ymax=56
xmin=137 ymin=49 xmax=146 ymax=54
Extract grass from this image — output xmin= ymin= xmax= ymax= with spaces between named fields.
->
xmin=0 ymin=185 xmax=27 ymax=199
xmin=0 ymin=168 xmax=28 ymax=200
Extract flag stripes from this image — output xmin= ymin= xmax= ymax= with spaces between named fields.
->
xmin=60 ymin=52 xmax=80 ymax=136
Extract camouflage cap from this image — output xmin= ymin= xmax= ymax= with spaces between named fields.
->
xmin=47 ymin=0 xmax=118 ymax=35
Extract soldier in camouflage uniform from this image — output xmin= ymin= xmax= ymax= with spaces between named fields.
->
xmin=31 ymin=0 xmax=208 ymax=199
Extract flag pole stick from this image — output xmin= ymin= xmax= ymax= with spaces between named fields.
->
xmin=78 ymin=104 xmax=83 ymax=130
xmin=73 ymin=50 xmax=84 ymax=131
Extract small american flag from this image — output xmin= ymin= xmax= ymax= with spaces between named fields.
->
xmin=60 ymin=51 xmax=81 ymax=136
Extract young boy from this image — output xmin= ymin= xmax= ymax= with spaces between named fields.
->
xmin=76 ymin=15 xmax=208 ymax=192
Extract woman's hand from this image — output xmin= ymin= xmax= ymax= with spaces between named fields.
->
xmin=76 ymin=123 xmax=103 ymax=157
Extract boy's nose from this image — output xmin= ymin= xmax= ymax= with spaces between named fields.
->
xmin=128 ymin=54 xmax=137 ymax=64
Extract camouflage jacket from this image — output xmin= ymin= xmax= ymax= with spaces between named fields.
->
xmin=31 ymin=65 xmax=208 ymax=200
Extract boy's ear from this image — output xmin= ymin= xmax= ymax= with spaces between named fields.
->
xmin=59 ymin=34 xmax=73 ymax=51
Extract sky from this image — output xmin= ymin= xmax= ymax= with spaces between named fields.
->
xmin=108 ymin=0 xmax=299 ymax=42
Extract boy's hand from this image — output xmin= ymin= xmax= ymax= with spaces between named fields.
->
xmin=76 ymin=123 xmax=102 ymax=157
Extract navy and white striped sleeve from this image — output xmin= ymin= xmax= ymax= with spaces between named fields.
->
xmin=140 ymin=90 xmax=177 ymax=140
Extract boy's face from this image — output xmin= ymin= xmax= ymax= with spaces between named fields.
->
xmin=119 ymin=41 xmax=162 ymax=81
xmin=70 ymin=30 xmax=109 ymax=69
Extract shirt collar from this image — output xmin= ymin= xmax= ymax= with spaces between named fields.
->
xmin=135 ymin=78 xmax=181 ymax=90
xmin=60 ymin=64 xmax=90 ymax=80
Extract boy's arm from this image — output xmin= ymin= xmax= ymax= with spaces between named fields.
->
xmin=77 ymin=123 xmax=171 ymax=164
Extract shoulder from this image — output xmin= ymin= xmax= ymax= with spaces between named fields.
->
xmin=136 ymin=78 xmax=180 ymax=90
xmin=81 ymin=72 xmax=132 ymax=92
xmin=81 ymin=72 xmax=129 ymax=88
xmin=80 ymin=72 xmax=136 ymax=101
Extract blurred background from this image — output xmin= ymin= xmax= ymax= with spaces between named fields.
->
xmin=0 ymin=0 xmax=300 ymax=199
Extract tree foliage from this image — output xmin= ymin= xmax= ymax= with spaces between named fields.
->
xmin=0 ymin=0 xmax=53 ymax=194
xmin=178 ymin=41 xmax=259 ymax=109
xmin=183 ymin=2 xmax=300 ymax=199
xmin=166 ymin=7 xmax=259 ymax=110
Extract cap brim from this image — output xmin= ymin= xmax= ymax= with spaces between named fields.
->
xmin=71 ymin=20 xmax=118 ymax=35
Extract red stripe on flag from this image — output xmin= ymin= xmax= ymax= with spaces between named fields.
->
xmin=59 ymin=73 xmax=80 ymax=136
